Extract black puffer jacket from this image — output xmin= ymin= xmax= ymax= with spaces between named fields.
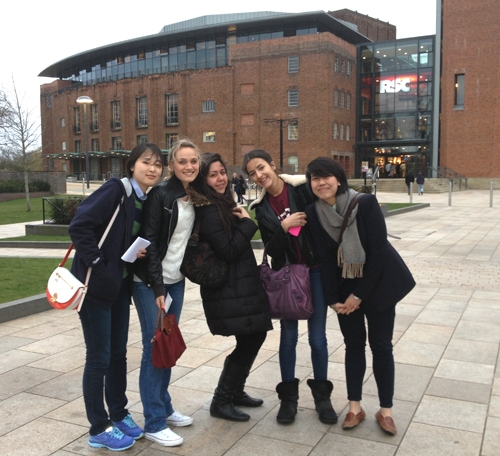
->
xmin=195 ymin=202 xmax=273 ymax=337
xmin=248 ymin=174 xmax=318 ymax=270
xmin=134 ymin=176 xmax=187 ymax=298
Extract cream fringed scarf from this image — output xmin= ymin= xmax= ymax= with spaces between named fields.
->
xmin=315 ymin=189 xmax=366 ymax=279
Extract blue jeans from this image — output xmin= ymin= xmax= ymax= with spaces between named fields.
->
xmin=338 ymin=305 xmax=395 ymax=408
xmin=133 ymin=279 xmax=185 ymax=433
xmin=418 ymin=184 xmax=424 ymax=194
xmin=79 ymin=278 xmax=131 ymax=435
xmin=279 ymin=268 xmax=329 ymax=382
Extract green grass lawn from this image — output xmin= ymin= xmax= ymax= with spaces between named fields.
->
xmin=0 ymin=197 xmax=45 ymax=224
xmin=0 ymin=258 xmax=72 ymax=304
xmin=2 ymin=235 xmax=71 ymax=242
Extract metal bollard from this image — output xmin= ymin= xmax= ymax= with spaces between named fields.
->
xmin=490 ymin=182 xmax=494 ymax=208
xmin=409 ymin=182 xmax=413 ymax=203
xmin=448 ymin=181 xmax=453 ymax=206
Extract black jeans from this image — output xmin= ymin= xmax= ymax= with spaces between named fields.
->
xmin=79 ymin=279 xmax=131 ymax=435
xmin=337 ymin=305 xmax=395 ymax=408
xmin=228 ymin=331 xmax=267 ymax=367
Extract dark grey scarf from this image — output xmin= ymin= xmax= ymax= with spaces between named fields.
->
xmin=315 ymin=188 xmax=365 ymax=278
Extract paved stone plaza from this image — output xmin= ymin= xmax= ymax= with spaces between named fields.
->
xmin=0 ymin=190 xmax=499 ymax=455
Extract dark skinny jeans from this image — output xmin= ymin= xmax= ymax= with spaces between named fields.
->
xmin=337 ymin=304 xmax=396 ymax=408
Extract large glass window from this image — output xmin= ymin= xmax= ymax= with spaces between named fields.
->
xmin=165 ymin=93 xmax=179 ymax=125
xmin=374 ymin=43 xmax=396 ymax=73
xmin=112 ymin=136 xmax=122 ymax=150
xmin=166 ymin=133 xmax=178 ymax=149
xmin=91 ymin=138 xmax=100 ymax=152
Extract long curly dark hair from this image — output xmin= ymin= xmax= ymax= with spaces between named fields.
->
xmin=193 ymin=153 xmax=238 ymax=236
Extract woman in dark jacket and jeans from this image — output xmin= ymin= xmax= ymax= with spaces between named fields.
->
xmin=242 ymin=149 xmax=337 ymax=426
xmin=305 ymin=157 xmax=415 ymax=435
xmin=69 ymin=143 xmax=163 ymax=451
xmin=191 ymin=153 xmax=272 ymax=421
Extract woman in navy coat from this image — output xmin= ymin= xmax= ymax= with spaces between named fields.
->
xmin=305 ymin=157 xmax=415 ymax=436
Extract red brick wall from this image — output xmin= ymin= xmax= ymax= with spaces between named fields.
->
xmin=440 ymin=0 xmax=500 ymax=177
xmin=329 ymin=9 xmax=396 ymax=41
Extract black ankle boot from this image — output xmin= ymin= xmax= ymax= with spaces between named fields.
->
xmin=276 ymin=378 xmax=299 ymax=424
xmin=210 ymin=358 xmax=250 ymax=422
xmin=233 ymin=364 xmax=263 ymax=407
xmin=307 ymin=379 xmax=338 ymax=424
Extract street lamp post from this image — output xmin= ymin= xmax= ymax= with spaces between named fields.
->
xmin=263 ymin=118 xmax=298 ymax=169
xmin=76 ymin=96 xmax=93 ymax=189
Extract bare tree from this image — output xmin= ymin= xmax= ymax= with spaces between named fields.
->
xmin=0 ymin=79 xmax=41 ymax=211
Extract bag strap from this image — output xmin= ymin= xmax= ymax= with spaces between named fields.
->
xmin=338 ymin=193 xmax=365 ymax=245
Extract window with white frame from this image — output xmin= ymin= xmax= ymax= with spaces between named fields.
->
xmin=137 ymin=135 xmax=148 ymax=145
xmin=288 ymin=56 xmax=299 ymax=73
xmin=347 ymin=61 xmax=352 ymax=77
xmin=340 ymin=91 xmax=345 ymax=108
xmin=90 ymin=103 xmax=99 ymax=131
xmin=165 ymin=93 xmax=179 ymax=125
xmin=91 ymin=138 xmax=100 ymax=151
xmin=61 ymin=118 xmax=65 ymax=128
xmin=334 ymin=89 xmax=339 ymax=107
xmin=62 ymin=141 xmax=66 ymax=151
xmin=347 ymin=93 xmax=351 ymax=110
xmin=340 ymin=124 xmax=344 ymax=140
xmin=334 ymin=56 xmax=339 ymax=73
xmin=288 ymin=122 xmax=298 ymax=140
xmin=346 ymin=125 xmax=350 ymax=141
xmin=341 ymin=59 xmax=345 ymax=74
xmin=166 ymin=133 xmax=178 ymax=149
xmin=136 ymin=97 xmax=148 ymax=127
xmin=288 ymin=89 xmax=299 ymax=107
xmin=111 ymin=100 xmax=121 ymax=129
xmin=112 ymin=136 xmax=122 ymax=150
xmin=203 ymin=131 xmax=216 ymax=142
xmin=202 ymin=100 xmax=215 ymax=112
xmin=288 ymin=155 xmax=299 ymax=172
xmin=75 ymin=140 xmax=81 ymax=153
xmin=74 ymin=107 xmax=80 ymax=134
xmin=333 ymin=123 xmax=338 ymax=139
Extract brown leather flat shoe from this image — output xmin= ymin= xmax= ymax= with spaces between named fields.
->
xmin=341 ymin=408 xmax=366 ymax=429
xmin=375 ymin=411 xmax=397 ymax=435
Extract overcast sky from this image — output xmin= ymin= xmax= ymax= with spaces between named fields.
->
xmin=1 ymin=0 xmax=437 ymax=127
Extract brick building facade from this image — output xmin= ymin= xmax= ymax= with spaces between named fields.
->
xmin=329 ymin=9 xmax=396 ymax=41
xmin=39 ymin=11 xmax=362 ymax=178
xmin=439 ymin=0 xmax=500 ymax=177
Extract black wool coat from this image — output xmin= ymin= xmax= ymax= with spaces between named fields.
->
xmin=305 ymin=194 xmax=415 ymax=311
xmin=196 ymin=204 xmax=273 ymax=337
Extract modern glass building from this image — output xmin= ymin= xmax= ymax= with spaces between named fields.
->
xmin=355 ymin=36 xmax=435 ymax=177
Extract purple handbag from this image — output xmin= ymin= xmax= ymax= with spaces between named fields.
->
xmin=259 ymin=250 xmax=313 ymax=320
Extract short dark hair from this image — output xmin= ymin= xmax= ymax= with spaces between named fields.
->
xmin=242 ymin=149 xmax=274 ymax=175
xmin=126 ymin=143 xmax=163 ymax=178
xmin=306 ymin=157 xmax=349 ymax=196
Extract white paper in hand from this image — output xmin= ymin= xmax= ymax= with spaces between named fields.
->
xmin=121 ymin=237 xmax=150 ymax=263
xmin=164 ymin=293 xmax=173 ymax=313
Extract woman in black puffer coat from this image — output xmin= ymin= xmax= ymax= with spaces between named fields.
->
xmin=191 ymin=153 xmax=273 ymax=422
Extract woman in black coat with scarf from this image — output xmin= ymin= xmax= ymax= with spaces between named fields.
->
xmin=191 ymin=153 xmax=273 ymax=422
xmin=305 ymin=157 xmax=415 ymax=436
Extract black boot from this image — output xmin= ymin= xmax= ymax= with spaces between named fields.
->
xmin=210 ymin=358 xmax=250 ymax=422
xmin=307 ymin=379 xmax=338 ymax=424
xmin=276 ymin=379 xmax=299 ymax=424
xmin=233 ymin=363 xmax=263 ymax=408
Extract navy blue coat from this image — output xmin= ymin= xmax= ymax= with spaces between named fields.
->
xmin=305 ymin=194 xmax=415 ymax=311
xmin=197 ymin=205 xmax=273 ymax=336
xmin=69 ymin=178 xmax=135 ymax=309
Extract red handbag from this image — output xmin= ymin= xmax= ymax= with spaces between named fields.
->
xmin=151 ymin=308 xmax=186 ymax=368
